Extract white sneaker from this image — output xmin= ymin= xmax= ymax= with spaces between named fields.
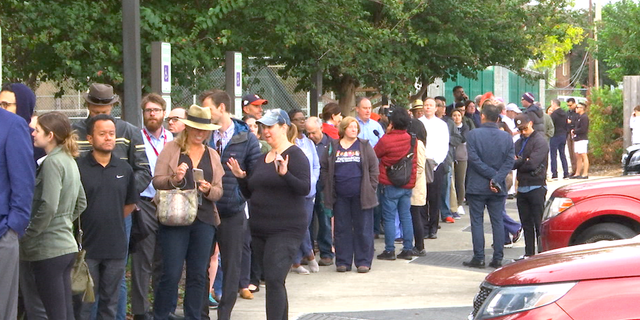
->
xmin=291 ymin=265 xmax=310 ymax=275
xmin=457 ymin=206 xmax=466 ymax=215
xmin=308 ymin=259 xmax=320 ymax=273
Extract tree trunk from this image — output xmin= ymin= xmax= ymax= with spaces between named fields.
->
xmin=338 ymin=75 xmax=357 ymax=116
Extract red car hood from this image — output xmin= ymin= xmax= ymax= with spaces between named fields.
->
xmin=552 ymin=175 xmax=640 ymax=201
xmin=486 ymin=237 xmax=640 ymax=286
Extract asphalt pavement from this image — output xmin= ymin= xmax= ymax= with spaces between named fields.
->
xmin=200 ymin=176 xmax=589 ymax=320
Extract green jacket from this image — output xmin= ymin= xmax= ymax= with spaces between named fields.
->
xmin=20 ymin=146 xmax=87 ymax=261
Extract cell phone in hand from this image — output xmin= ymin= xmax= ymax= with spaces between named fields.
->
xmin=193 ymin=168 xmax=204 ymax=182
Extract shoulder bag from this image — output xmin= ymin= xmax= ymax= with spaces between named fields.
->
xmin=154 ymin=166 xmax=198 ymax=226
xmin=71 ymin=217 xmax=95 ymax=303
xmin=386 ymin=134 xmax=416 ymax=187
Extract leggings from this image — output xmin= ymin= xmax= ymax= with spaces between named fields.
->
xmin=30 ymin=252 xmax=76 ymax=320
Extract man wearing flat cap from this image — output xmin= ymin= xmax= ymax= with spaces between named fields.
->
xmin=242 ymin=93 xmax=268 ymax=119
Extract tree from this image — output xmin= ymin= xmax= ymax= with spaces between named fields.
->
xmin=2 ymin=0 xmax=575 ymax=113
xmin=595 ymin=0 xmax=640 ymax=82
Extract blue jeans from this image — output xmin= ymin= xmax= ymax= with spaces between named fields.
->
xmin=439 ymin=165 xmax=453 ymax=219
xmin=154 ymin=219 xmax=215 ymax=320
xmin=503 ymin=208 xmax=522 ymax=243
xmin=312 ymin=192 xmax=334 ymax=259
xmin=333 ymin=195 xmax=374 ymax=269
xmin=380 ymin=185 xmax=413 ymax=251
xmin=467 ymin=194 xmax=505 ymax=262
xmin=550 ymin=135 xmax=569 ymax=178
xmin=295 ymin=197 xmax=316 ymax=263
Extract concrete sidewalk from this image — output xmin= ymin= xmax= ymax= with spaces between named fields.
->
xmin=204 ymin=176 xmax=599 ymax=320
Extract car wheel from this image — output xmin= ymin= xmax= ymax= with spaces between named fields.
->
xmin=576 ymin=223 xmax=638 ymax=245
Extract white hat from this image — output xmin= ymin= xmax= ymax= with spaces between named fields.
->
xmin=506 ymin=103 xmax=522 ymax=114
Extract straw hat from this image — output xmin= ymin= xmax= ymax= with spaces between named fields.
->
xmin=179 ymin=105 xmax=221 ymax=131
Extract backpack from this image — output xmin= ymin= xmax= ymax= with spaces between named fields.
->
xmin=386 ymin=133 xmax=416 ymax=187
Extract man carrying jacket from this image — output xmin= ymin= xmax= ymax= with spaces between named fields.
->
xmin=202 ymin=89 xmax=262 ymax=320
xmin=513 ymin=113 xmax=549 ymax=258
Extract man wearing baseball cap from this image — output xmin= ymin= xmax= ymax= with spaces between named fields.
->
xmin=242 ymin=93 xmax=268 ymax=119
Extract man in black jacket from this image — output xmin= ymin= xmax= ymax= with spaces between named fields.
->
xmin=202 ymin=89 xmax=262 ymax=320
xmin=513 ymin=114 xmax=549 ymax=257
xmin=549 ymin=99 xmax=570 ymax=179
xmin=521 ymin=92 xmax=544 ymax=133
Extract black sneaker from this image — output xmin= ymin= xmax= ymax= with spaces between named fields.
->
xmin=489 ymin=260 xmax=503 ymax=268
xmin=462 ymin=258 xmax=485 ymax=269
xmin=411 ymin=247 xmax=427 ymax=256
xmin=376 ymin=250 xmax=396 ymax=260
xmin=397 ymin=250 xmax=413 ymax=260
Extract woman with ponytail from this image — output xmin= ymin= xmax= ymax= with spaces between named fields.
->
xmin=20 ymin=111 xmax=87 ymax=320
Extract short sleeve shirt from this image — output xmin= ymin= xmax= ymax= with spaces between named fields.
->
xmin=77 ymin=152 xmax=138 ymax=260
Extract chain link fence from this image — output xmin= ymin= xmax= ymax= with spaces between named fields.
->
xmin=33 ymin=65 xmax=310 ymax=123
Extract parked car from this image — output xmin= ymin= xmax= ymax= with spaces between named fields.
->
xmin=469 ymin=237 xmax=640 ymax=320
xmin=540 ymin=175 xmax=640 ymax=252
xmin=622 ymin=144 xmax=640 ymax=175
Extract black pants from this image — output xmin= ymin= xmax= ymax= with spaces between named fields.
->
xmin=252 ymin=234 xmax=302 ymax=320
xmin=424 ymin=164 xmax=446 ymax=236
xmin=30 ymin=253 xmax=76 ymax=320
xmin=216 ymin=212 xmax=246 ymax=320
xmin=516 ymin=187 xmax=547 ymax=256
xmin=410 ymin=205 xmax=426 ymax=250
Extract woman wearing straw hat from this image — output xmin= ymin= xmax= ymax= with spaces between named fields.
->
xmin=152 ymin=105 xmax=224 ymax=320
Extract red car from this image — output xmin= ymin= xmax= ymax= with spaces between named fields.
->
xmin=540 ymin=175 xmax=640 ymax=252
xmin=469 ymin=237 xmax=640 ymax=319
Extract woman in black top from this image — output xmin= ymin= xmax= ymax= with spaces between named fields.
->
xmin=228 ymin=108 xmax=310 ymax=320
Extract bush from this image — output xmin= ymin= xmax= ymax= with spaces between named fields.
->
xmin=588 ymin=88 xmax=623 ymax=164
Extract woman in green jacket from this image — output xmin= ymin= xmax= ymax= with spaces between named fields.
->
xmin=20 ymin=111 xmax=87 ymax=320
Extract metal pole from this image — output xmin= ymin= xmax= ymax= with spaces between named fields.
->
xmin=122 ymin=0 xmax=142 ymax=126
xmin=310 ymin=70 xmax=322 ymax=116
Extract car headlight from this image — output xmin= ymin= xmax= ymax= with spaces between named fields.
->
xmin=543 ymin=197 xmax=574 ymax=220
xmin=474 ymin=282 xmax=576 ymax=319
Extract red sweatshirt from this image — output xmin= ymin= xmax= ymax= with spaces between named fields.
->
xmin=374 ymin=129 xmax=417 ymax=189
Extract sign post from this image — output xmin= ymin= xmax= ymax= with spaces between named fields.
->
xmin=151 ymin=42 xmax=172 ymax=111
xmin=225 ymin=51 xmax=242 ymax=118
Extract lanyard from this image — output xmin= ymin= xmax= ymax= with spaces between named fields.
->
xmin=518 ymin=137 xmax=530 ymax=157
xmin=143 ymin=128 xmax=167 ymax=157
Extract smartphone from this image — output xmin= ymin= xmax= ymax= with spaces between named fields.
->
xmin=193 ymin=168 xmax=204 ymax=182
xmin=274 ymin=152 xmax=284 ymax=171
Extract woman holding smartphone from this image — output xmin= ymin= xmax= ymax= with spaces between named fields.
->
xmin=228 ymin=108 xmax=310 ymax=320
xmin=153 ymin=105 xmax=224 ymax=319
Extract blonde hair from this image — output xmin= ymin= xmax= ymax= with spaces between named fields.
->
xmin=287 ymin=124 xmax=298 ymax=144
xmin=338 ymin=116 xmax=360 ymax=139
xmin=175 ymin=128 xmax=190 ymax=155
xmin=37 ymin=111 xmax=79 ymax=157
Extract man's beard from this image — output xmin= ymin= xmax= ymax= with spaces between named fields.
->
xmin=145 ymin=118 xmax=163 ymax=131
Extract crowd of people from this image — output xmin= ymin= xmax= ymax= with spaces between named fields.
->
xmin=1 ymin=81 xmax=594 ymax=320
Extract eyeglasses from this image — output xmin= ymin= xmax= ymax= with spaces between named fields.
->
xmin=0 ymin=101 xmax=17 ymax=109
xmin=144 ymin=108 xmax=164 ymax=114
xmin=165 ymin=116 xmax=183 ymax=123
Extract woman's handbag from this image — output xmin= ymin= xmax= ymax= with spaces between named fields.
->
xmin=155 ymin=187 xmax=198 ymax=226
xmin=71 ymin=219 xmax=95 ymax=303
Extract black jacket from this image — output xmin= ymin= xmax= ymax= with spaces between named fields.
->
xmin=550 ymin=108 xmax=568 ymax=137
xmin=513 ymin=130 xmax=549 ymax=187
xmin=525 ymin=104 xmax=545 ymax=133
xmin=574 ymin=113 xmax=589 ymax=141
xmin=73 ymin=117 xmax=151 ymax=194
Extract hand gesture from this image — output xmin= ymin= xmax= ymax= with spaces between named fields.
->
xmin=226 ymin=157 xmax=247 ymax=178
xmin=275 ymin=154 xmax=289 ymax=176
xmin=174 ymin=162 xmax=189 ymax=184
xmin=198 ymin=180 xmax=212 ymax=195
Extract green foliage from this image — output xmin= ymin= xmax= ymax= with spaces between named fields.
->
xmin=596 ymin=0 xmax=640 ymax=82
xmin=588 ymin=87 xmax=623 ymax=164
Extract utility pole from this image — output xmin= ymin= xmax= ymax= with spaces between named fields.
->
xmin=122 ymin=0 xmax=142 ymax=126
xmin=587 ymin=0 xmax=594 ymax=95
xmin=594 ymin=0 xmax=601 ymax=89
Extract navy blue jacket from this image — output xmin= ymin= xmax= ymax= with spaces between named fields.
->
xmin=0 ymin=109 xmax=36 ymax=238
xmin=465 ymin=122 xmax=515 ymax=196
xmin=210 ymin=118 xmax=261 ymax=217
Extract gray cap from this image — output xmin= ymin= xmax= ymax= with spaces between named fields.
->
xmin=257 ymin=108 xmax=291 ymax=126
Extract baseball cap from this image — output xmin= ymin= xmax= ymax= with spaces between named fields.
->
xmin=242 ymin=94 xmax=268 ymax=107
xmin=514 ymin=114 xmax=531 ymax=129
xmin=257 ymin=108 xmax=291 ymax=126
xmin=506 ymin=103 xmax=522 ymax=114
